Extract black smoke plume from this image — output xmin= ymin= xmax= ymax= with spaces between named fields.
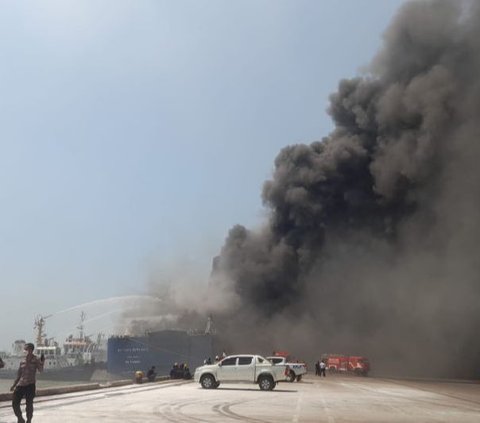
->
xmin=208 ymin=0 xmax=480 ymax=378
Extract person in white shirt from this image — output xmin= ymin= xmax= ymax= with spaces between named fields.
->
xmin=319 ymin=359 xmax=326 ymax=377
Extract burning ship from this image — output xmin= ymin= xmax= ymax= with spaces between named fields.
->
xmin=0 ymin=312 xmax=106 ymax=381
xmin=106 ymin=316 xmax=216 ymax=378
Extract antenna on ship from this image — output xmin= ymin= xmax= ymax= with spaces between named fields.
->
xmin=34 ymin=314 xmax=52 ymax=347
xmin=77 ymin=311 xmax=86 ymax=341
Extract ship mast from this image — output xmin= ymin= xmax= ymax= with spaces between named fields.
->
xmin=77 ymin=311 xmax=86 ymax=341
xmin=34 ymin=314 xmax=52 ymax=346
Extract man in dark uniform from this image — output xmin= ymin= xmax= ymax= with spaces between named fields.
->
xmin=0 ymin=357 xmax=4 ymax=369
xmin=147 ymin=366 xmax=157 ymax=382
xmin=10 ymin=343 xmax=44 ymax=423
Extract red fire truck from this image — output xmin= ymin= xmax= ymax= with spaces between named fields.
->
xmin=322 ymin=354 xmax=370 ymax=376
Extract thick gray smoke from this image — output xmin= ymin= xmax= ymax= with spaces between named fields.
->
xmin=209 ymin=0 xmax=480 ymax=378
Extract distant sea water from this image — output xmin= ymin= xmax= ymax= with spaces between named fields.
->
xmin=0 ymin=379 xmax=93 ymax=394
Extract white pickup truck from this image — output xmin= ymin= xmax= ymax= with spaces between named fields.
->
xmin=267 ymin=356 xmax=307 ymax=382
xmin=194 ymin=354 xmax=286 ymax=391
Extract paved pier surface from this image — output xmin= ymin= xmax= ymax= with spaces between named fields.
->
xmin=1 ymin=375 xmax=480 ymax=422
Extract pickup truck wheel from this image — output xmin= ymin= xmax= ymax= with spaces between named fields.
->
xmin=200 ymin=374 xmax=216 ymax=389
xmin=287 ymin=371 xmax=296 ymax=383
xmin=296 ymin=375 xmax=302 ymax=382
xmin=258 ymin=375 xmax=275 ymax=391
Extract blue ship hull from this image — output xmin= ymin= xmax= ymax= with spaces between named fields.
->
xmin=107 ymin=330 xmax=215 ymax=377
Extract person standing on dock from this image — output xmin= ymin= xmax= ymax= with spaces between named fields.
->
xmin=10 ymin=343 xmax=44 ymax=423
xmin=319 ymin=359 xmax=326 ymax=377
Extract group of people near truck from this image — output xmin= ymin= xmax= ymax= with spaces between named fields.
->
xmin=203 ymin=350 xmax=227 ymax=365
xmin=169 ymin=362 xmax=192 ymax=379
xmin=315 ymin=359 xmax=327 ymax=377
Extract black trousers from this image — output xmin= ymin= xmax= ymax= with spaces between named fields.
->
xmin=320 ymin=368 xmax=326 ymax=377
xmin=12 ymin=383 xmax=36 ymax=421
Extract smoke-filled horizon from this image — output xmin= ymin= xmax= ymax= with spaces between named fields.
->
xmin=128 ymin=0 xmax=480 ymax=378
xmin=204 ymin=0 xmax=480 ymax=378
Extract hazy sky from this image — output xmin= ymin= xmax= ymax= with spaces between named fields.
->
xmin=0 ymin=0 xmax=406 ymax=350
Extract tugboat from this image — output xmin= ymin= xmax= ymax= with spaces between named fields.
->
xmin=62 ymin=311 xmax=107 ymax=367
xmin=0 ymin=312 xmax=106 ymax=381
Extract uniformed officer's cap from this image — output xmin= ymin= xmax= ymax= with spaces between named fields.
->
xmin=24 ymin=343 xmax=35 ymax=351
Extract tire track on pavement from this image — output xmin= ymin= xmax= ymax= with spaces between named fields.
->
xmin=212 ymin=400 xmax=273 ymax=423
xmin=153 ymin=399 xmax=212 ymax=423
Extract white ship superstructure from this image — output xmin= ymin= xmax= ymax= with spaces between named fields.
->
xmin=0 ymin=312 xmax=106 ymax=381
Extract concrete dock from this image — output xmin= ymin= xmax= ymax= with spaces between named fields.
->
xmin=1 ymin=375 xmax=480 ymax=422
